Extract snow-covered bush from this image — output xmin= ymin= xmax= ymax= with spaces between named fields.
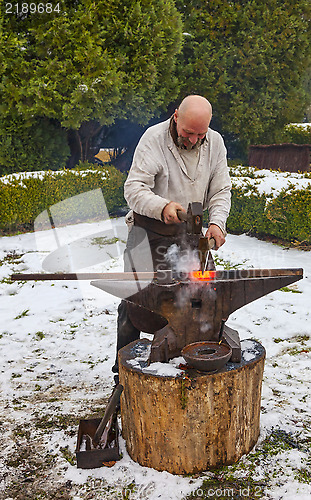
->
xmin=281 ymin=123 xmax=311 ymax=144
xmin=0 ymin=163 xmax=125 ymax=234
xmin=225 ymin=167 xmax=311 ymax=243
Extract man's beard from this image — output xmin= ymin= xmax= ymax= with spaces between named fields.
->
xmin=177 ymin=135 xmax=202 ymax=152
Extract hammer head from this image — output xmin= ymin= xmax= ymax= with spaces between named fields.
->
xmin=177 ymin=202 xmax=214 ymax=272
xmin=185 ymin=202 xmax=203 ymax=234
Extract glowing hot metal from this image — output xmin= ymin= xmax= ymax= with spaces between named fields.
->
xmin=190 ymin=270 xmax=216 ymax=281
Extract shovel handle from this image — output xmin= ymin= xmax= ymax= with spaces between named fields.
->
xmin=92 ymin=384 xmax=123 ymax=448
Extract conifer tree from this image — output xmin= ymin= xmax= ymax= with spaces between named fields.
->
xmin=175 ymin=0 xmax=311 ymax=148
xmin=0 ymin=0 xmax=182 ymax=167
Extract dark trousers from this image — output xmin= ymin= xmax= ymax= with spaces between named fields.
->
xmin=112 ymin=225 xmax=186 ymax=374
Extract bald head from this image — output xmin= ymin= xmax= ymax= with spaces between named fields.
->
xmin=174 ymin=95 xmax=212 ymax=150
xmin=178 ymin=95 xmax=212 ymax=120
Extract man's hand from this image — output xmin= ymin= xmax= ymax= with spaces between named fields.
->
xmin=205 ymin=224 xmax=225 ymax=250
xmin=162 ymin=202 xmax=185 ymax=224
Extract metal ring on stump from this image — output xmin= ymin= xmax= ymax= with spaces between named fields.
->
xmin=119 ymin=338 xmax=266 ymax=475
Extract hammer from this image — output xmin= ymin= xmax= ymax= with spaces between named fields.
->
xmin=177 ymin=202 xmax=215 ymax=272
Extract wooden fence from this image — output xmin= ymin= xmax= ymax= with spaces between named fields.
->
xmin=248 ymin=144 xmax=310 ymax=172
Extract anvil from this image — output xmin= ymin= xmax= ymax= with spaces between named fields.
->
xmin=91 ymin=267 xmax=303 ymax=364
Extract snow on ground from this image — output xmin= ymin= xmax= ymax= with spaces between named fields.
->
xmin=0 ymin=221 xmax=310 ymax=499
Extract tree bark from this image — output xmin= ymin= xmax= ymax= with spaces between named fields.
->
xmin=66 ymin=121 xmax=108 ymax=168
xmin=119 ymin=338 xmax=265 ymax=474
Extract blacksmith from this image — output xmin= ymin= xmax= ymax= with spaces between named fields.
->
xmin=112 ymin=95 xmax=231 ymax=381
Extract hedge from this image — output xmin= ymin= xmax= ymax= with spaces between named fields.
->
xmin=227 ymin=185 xmax=311 ymax=243
xmin=0 ymin=163 xmax=126 ymax=234
xmin=1 ymin=164 xmax=311 ymax=244
xmin=225 ymin=166 xmax=311 ymax=244
xmin=279 ymin=123 xmax=311 ymax=145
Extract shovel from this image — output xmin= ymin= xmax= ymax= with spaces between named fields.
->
xmin=76 ymin=384 xmax=123 ymax=469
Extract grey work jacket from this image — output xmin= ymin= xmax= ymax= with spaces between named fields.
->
xmin=124 ymin=118 xmax=231 ymax=234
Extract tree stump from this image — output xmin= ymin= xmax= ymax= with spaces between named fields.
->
xmin=119 ymin=338 xmax=265 ymax=475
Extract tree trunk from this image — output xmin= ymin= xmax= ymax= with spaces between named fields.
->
xmin=66 ymin=121 xmax=108 ymax=168
xmin=66 ymin=129 xmax=82 ymax=168
xmin=119 ymin=338 xmax=265 ymax=475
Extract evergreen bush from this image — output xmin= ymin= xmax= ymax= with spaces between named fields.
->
xmin=280 ymin=123 xmax=311 ymax=144
xmin=0 ymin=164 xmax=125 ymax=234
xmin=0 ymin=117 xmax=70 ymax=176
xmin=2 ymin=164 xmax=311 ymax=244
xmin=226 ymin=167 xmax=311 ymax=243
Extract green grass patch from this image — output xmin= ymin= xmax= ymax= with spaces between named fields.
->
xmin=279 ymin=286 xmax=302 ymax=293
xmin=60 ymin=445 xmax=76 ymax=466
xmin=14 ymin=309 xmax=29 ymax=319
xmin=35 ymin=331 xmax=45 ymax=340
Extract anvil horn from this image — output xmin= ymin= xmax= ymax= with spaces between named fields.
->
xmin=91 ymin=278 xmax=150 ymax=299
xmin=227 ymin=269 xmax=303 ymax=314
xmin=91 ymin=279 xmax=177 ymax=314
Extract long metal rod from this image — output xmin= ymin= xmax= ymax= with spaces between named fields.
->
xmin=11 ymin=268 xmax=302 ymax=282
xmin=11 ymin=272 xmax=158 ymax=281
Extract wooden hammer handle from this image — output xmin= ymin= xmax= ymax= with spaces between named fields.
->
xmin=208 ymin=237 xmax=216 ymax=250
xmin=176 ymin=209 xmax=188 ymax=222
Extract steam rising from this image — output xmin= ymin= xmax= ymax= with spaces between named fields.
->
xmin=165 ymin=244 xmax=200 ymax=277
